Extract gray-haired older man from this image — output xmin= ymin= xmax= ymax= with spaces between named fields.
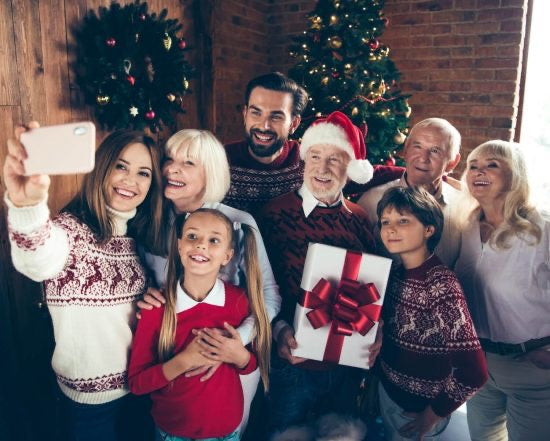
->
xmin=357 ymin=118 xmax=462 ymax=267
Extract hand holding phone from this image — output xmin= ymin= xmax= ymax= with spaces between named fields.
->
xmin=21 ymin=121 xmax=95 ymax=176
xmin=3 ymin=122 xmax=51 ymax=207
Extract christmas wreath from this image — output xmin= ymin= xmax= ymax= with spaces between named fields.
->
xmin=74 ymin=0 xmax=193 ymax=132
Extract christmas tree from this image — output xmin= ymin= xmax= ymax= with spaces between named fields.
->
xmin=289 ymin=0 xmax=411 ymax=165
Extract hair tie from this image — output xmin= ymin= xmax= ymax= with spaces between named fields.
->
xmin=233 ymin=221 xmax=241 ymax=231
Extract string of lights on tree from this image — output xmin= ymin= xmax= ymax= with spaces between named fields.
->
xmin=289 ymin=0 xmax=411 ymax=165
xmin=74 ymin=0 xmax=193 ymax=132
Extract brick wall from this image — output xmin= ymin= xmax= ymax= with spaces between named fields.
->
xmin=210 ymin=0 xmax=529 ymax=171
xmin=382 ymin=0 xmax=528 ymax=167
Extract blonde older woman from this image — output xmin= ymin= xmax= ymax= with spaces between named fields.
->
xmin=454 ymin=140 xmax=550 ymax=441
xmin=139 ymin=129 xmax=281 ymax=434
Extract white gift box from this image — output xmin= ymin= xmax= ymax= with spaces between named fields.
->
xmin=291 ymin=243 xmax=392 ymax=369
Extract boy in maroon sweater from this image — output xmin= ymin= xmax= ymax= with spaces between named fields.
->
xmin=376 ymin=186 xmax=488 ymax=440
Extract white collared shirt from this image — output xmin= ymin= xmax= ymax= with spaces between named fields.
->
xmin=455 ymin=212 xmax=550 ymax=343
xmin=176 ymin=278 xmax=225 ymax=313
xmin=298 ymin=184 xmax=351 ymax=218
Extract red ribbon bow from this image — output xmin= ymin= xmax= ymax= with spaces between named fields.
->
xmin=299 ymin=250 xmax=382 ymax=364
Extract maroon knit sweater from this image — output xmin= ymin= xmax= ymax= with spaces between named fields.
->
xmin=223 ymin=140 xmax=303 ymax=215
xmin=223 ymin=139 xmax=404 ymax=215
xmin=378 ymin=254 xmax=488 ymax=417
xmin=258 ymin=191 xmax=376 ymax=333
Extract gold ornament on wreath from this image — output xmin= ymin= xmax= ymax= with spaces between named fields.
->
xmin=329 ymin=36 xmax=343 ymax=49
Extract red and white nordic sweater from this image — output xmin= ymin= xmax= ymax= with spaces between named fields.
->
xmin=7 ymin=198 xmax=146 ymax=404
xmin=378 ymin=254 xmax=488 ymax=417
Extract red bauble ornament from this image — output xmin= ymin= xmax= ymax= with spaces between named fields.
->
xmin=126 ymin=75 xmax=135 ymax=86
xmin=139 ymin=13 xmax=146 ymax=21
xmin=145 ymin=110 xmax=155 ymax=120
xmin=385 ymin=156 xmax=396 ymax=166
xmin=369 ymin=39 xmax=380 ymax=50
xmin=331 ymin=71 xmax=340 ymax=79
xmin=178 ymin=39 xmax=187 ymax=49
xmin=106 ymin=37 xmax=116 ymax=47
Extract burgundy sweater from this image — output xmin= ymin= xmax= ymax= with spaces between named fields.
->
xmin=223 ymin=139 xmax=404 ymax=214
xmin=378 ymin=254 xmax=488 ymax=417
xmin=258 ymin=191 xmax=375 ymax=370
xmin=128 ymin=282 xmax=257 ymax=438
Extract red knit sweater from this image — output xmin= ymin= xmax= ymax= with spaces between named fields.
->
xmin=378 ymin=254 xmax=488 ymax=417
xmin=223 ymin=139 xmax=405 ymax=214
xmin=128 ymin=282 xmax=257 ymax=438
xmin=258 ymin=191 xmax=376 ymax=340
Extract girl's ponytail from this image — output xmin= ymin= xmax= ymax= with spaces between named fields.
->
xmin=158 ymin=215 xmax=186 ymax=362
xmin=242 ymin=224 xmax=271 ymax=391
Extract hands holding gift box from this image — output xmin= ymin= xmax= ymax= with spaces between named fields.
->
xmin=290 ymin=243 xmax=391 ymax=369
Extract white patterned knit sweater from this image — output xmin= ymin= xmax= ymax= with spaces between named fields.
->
xmin=6 ymin=197 xmax=146 ymax=404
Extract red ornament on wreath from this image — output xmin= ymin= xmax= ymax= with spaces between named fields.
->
xmin=331 ymin=71 xmax=340 ymax=79
xmin=369 ymin=39 xmax=380 ymax=51
xmin=178 ymin=39 xmax=187 ymax=49
xmin=126 ymin=75 xmax=135 ymax=86
xmin=145 ymin=110 xmax=155 ymax=120
xmin=385 ymin=156 xmax=396 ymax=166
xmin=105 ymin=37 xmax=116 ymax=47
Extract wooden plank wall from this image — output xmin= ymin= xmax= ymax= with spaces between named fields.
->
xmin=0 ymin=1 xmax=202 ymax=439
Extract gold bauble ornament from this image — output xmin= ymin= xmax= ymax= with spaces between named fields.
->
xmin=96 ymin=94 xmax=110 ymax=106
xmin=183 ymin=78 xmax=189 ymax=89
xmin=166 ymin=93 xmax=176 ymax=102
xmin=329 ymin=36 xmax=343 ymax=49
xmin=351 ymin=107 xmax=359 ymax=116
xmin=330 ymin=15 xmax=339 ymax=25
xmin=163 ymin=33 xmax=172 ymax=51
xmin=378 ymin=80 xmax=386 ymax=95
xmin=394 ymin=131 xmax=407 ymax=144
xmin=344 ymin=63 xmax=353 ymax=74
xmin=321 ymin=76 xmax=330 ymax=86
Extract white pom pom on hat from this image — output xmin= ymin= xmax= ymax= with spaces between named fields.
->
xmin=300 ymin=111 xmax=374 ymax=184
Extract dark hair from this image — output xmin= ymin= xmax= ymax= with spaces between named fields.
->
xmin=376 ymin=187 xmax=444 ymax=253
xmin=64 ymin=130 xmax=163 ymax=254
xmin=244 ymin=72 xmax=308 ymax=117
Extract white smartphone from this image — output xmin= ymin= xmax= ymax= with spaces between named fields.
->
xmin=21 ymin=122 xmax=96 ymax=176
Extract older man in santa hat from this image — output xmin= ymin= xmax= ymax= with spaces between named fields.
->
xmin=257 ymin=111 xmax=379 ymax=435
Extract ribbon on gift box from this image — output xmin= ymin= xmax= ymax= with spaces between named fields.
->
xmin=299 ymin=250 xmax=382 ymax=363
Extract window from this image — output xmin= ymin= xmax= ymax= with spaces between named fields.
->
xmin=519 ymin=0 xmax=550 ymax=208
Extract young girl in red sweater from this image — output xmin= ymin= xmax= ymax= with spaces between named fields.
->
xmin=128 ymin=209 xmax=271 ymax=441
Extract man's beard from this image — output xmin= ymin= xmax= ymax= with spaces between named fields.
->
xmin=246 ymin=129 xmax=286 ymax=158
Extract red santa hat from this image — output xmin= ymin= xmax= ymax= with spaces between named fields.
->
xmin=300 ymin=111 xmax=374 ymax=184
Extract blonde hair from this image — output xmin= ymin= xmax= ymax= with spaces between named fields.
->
xmin=406 ymin=118 xmax=461 ymax=159
xmin=459 ymin=140 xmax=542 ymax=248
xmin=165 ymin=130 xmax=230 ymax=204
xmin=157 ymin=209 xmax=271 ymax=391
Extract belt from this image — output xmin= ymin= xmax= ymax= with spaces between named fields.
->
xmin=479 ymin=337 xmax=550 ymax=355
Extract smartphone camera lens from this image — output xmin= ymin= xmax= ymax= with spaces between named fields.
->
xmin=74 ymin=126 xmax=88 ymax=136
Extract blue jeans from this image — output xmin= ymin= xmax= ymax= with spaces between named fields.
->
xmin=155 ymin=427 xmax=240 ymax=441
xmin=267 ymin=353 xmax=362 ymax=433
xmin=59 ymin=392 xmax=153 ymax=441
xmin=378 ymin=382 xmax=450 ymax=441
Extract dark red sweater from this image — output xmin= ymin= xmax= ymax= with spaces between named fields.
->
xmin=258 ymin=191 xmax=376 ymax=340
xmin=128 ymin=282 xmax=257 ymax=438
xmin=223 ymin=139 xmax=404 ymax=214
xmin=378 ymin=255 xmax=488 ymax=417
